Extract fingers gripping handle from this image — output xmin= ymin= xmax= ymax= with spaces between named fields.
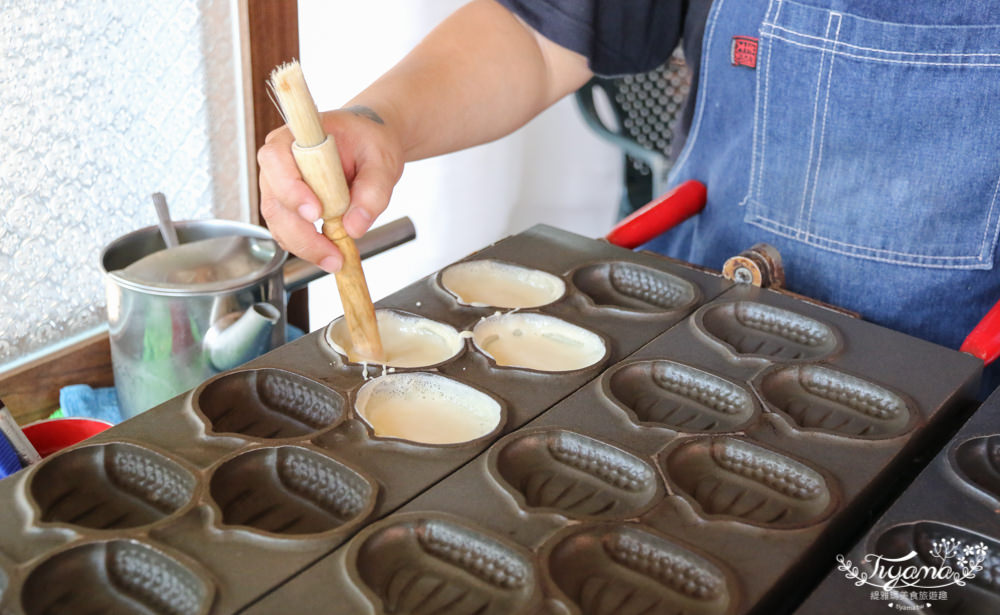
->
xmin=291 ymin=140 xmax=384 ymax=362
xmin=292 ymin=138 xmax=351 ymax=223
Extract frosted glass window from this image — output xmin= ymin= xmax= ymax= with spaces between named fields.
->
xmin=0 ymin=1 xmax=250 ymax=365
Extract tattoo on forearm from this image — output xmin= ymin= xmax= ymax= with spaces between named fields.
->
xmin=344 ymin=105 xmax=385 ymax=125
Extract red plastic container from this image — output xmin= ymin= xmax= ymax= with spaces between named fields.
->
xmin=22 ymin=418 xmax=112 ymax=458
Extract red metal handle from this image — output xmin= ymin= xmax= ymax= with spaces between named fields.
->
xmin=605 ymin=180 xmax=707 ymax=249
xmin=961 ymin=297 xmax=1000 ymax=366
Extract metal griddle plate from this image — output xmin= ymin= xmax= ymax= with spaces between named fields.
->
xmin=0 ymin=226 xmax=982 ymax=615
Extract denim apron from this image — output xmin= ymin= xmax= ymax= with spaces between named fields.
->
xmin=645 ymin=0 xmax=1000 ymax=357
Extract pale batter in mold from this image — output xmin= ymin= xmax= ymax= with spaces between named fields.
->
xmin=472 ymin=312 xmax=606 ymax=372
xmin=326 ymin=310 xmax=463 ymax=367
xmin=355 ymin=373 xmax=502 ymax=444
xmin=440 ymin=260 xmax=565 ymax=308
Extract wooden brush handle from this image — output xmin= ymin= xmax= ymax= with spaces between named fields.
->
xmin=292 ymin=138 xmax=351 ymax=220
xmin=292 ymin=139 xmax=384 ymax=361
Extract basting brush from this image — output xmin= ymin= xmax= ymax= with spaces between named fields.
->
xmin=268 ymin=60 xmax=384 ymax=362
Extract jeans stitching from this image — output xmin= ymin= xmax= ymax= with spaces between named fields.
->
xmin=667 ymin=0 xmax=728 ymax=185
xmin=762 ymin=32 xmax=1000 ymax=67
xmin=803 ymin=13 xmax=842 ymax=239
xmin=742 ymin=0 xmax=765 ymax=207
xmin=977 ymin=170 xmax=1000 ymax=261
xmin=747 ymin=210 xmax=990 ymax=264
xmin=766 ymin=23 xmax=1000 ymax=59
xmin=796 ymin=12 xmax=838 ymax=237
xmin=754 ymin=0 xmax=784 ymax=206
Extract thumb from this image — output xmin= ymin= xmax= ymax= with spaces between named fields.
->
xmin=342 ymin=155 xmax=400 ymax=238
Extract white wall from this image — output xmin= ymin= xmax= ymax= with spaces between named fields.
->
xmin=298 ymin=0 xmax=622 ymax=329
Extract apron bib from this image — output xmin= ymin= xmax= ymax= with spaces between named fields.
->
xmin=645 ymin=0 xmax=1000 ymax=350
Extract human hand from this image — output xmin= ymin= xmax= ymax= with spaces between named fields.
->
xmin=257 ymin=105 xmax=404 ymax=272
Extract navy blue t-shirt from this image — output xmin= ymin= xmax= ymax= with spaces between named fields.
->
xmin=494 ymin=0 xmax=717 ymax=75
xmin=495 ymin=0 xmax=712 ymax=156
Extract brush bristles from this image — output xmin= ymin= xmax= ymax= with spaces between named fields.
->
xmin=268 ymin=61 xmax=326 ymax=147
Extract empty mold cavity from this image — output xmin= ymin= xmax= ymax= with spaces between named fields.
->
xmin=875 ymin=522 xmax=1000 ymax=614
xmin=355 ymin=373 xmax=502 ymax=445
xmin=440 ymin=259 xmax=565 ymax=308
xmin=757 ymin=364 xmax=913 ymax=438
xmin=472 ymin=312 xmax=607 ymax=372
xmin=29 ymin=442 xmax=195 ymax=530
xmin=698 ymin=301 xmax=838 ymax=361
xmin=663 ymin=437 xmax=833 ymax=528
xmin=608 ymin=361 xmax=756 ymax=432
xmin=195 ymin=368 xmax=344 ymax=439
xmin=326 ymin=309 xmax=463 ymax=367
xmin=209 ymin=446 xmax=375 ymax=535
xmin=354 ymin=516 xmax=536 ymax=615
xmin=492 ymin=429 xmax=660 ymax=520
xmin=572 ymin=261 xmax=699 ymax=313
xmin=953 ymin=436 xmax=1000 ymax=504
xmin=21 ymin=540 xmax=213 ymax=615
xmin=547 ymin=524 xmax=734 ymax=615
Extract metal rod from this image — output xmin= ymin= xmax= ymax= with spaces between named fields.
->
xmin=283 ymin=216 xmax=417 ymax=293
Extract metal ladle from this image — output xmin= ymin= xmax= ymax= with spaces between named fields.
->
xmin=151 ymin=192 xmax=180 ymax=249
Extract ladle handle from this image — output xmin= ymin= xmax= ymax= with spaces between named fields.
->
xmin=283 ymin=216 xmax=416 ymax=293
xmin=605 ymin=180 xmax=707 ymax=249
xmin=961 ymin=296 xmax=1000 ymax=366
xmin=151 ymin=192 xmax=180 ymax=249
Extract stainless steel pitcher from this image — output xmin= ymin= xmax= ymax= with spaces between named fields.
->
xmin=101 ymin=217 xmax=415 ymax=420
xmin=101 ymin=220 xmax=286 ymax=419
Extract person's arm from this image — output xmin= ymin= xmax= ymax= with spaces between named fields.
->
xmin=257 ymin=0 xmax=593 ymax=272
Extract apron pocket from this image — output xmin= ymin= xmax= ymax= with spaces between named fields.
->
xmin=742 ymin=0 xmax=1000 ymax=269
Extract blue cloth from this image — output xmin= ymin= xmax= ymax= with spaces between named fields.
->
xmin=287 ymin=322 xmax=305 ymax=342
xmin=59 ymin=384 xmax=123 ymax=425
xmin=57 ymin=323 xmax=308 ymax=424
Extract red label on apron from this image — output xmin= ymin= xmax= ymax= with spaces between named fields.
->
xmin=731 ymin=36 xmax=759 ymax=68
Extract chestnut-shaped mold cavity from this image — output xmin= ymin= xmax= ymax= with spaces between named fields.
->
xmin=21 ymin=539 xmax=214 ymax=615
xmin=953 ymin=436 xmax=1000 ymax=505
xmin=194 ymin=368 xmax=344 ymax=439
xmin=472 ymin=312 xmax=607 ymax=372
xmin=29 ymin=442 xmax=195 ymax=531
xmin=697 ymin=301 xmax=839 ymax=361
xmin=663 ymin=437 xmax=834 ymax=528
xmin=326 ymin=309 xmax=463 ymax=367
xmin=491 ymin=429 xmax=660 ymax=520
xmin=353 ymin=516 xmax=537 ymax=615
xmin=874 ymin=522 xmax=1000 ymax=613
xmin=209 ymin=446 xmax=375 ymax=536
xmin=440 ymin=259 xmax=565 ymax=308
xmin=607 ymin=361 xmax=757 ymax=432
xmin=756 ymin=364 xmax=914 ymax=438
xmin=547 ymin=524 xmax=735 ymax=615
xmin=572 ymin=261 xmax=700 ymax=313
xmin=355 ymin=373 xmax=503 ymax=445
